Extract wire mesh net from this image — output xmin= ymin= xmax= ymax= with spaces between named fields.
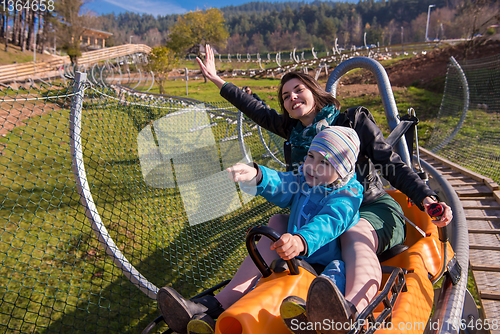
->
xmin=424 ymin=54 xmax=500 ymax=184
xmin=0 ymin=78 xmax=287 ymax=332
xmin=1 ymin=52 xmax=498 ymax=333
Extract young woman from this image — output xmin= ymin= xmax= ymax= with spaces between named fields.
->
xmin=157 ymin=45 xmax=453 ymax=334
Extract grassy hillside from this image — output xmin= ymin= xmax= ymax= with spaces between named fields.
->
xmin=0 ymin=41 xmax=58 ymax=65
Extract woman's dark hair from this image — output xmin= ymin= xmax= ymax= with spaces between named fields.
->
xmin=278 ymin=72 xmax=340 ymax=127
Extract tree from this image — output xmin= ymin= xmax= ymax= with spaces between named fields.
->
xmin=3 ymin=9 xmax=8 ymax=52
xmin=249 ymin=33 xmax=265 ymax=53
xmin=54 ymin=0 xmax=86 ymax=65
xmin=384 ymin=19 xmax=399 ymax=45
xmin=166 ymin=8 xmax=229 ymax=58
xmin=319 ymin=17 xmax=338 ymax=46
xmin=146 ymin=46 xmax=178 ymax=95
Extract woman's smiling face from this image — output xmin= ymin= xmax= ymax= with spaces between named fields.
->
xmin=281 ymin=78 xmax=317 ymax=126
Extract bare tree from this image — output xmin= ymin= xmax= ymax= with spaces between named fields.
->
xmin=383 ymin=19 xmax=396 ymax=45
xmin=54 ymin=0 xmax=86 ymax=65
xmin=4 ymin=10 xmax=9 ymax=51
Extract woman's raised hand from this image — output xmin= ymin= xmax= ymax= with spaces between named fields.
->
xmin=196 ymin=44 xmax=226 ymax=89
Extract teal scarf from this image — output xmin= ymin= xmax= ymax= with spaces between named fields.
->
xmin=289 ymin=104 xmax=340 ymax=170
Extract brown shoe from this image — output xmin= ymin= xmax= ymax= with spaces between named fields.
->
xmin=187 ymin=313 xmax=216 ymax=334
xmin=157 ymin=287 xmax=223 ymax=334
xmin=280 ymin=296 xmax=316 ymax=334
xmin=306 ymin=276 xmax=357 ymax=334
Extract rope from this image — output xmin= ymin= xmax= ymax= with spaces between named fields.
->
xmin=1 ymin=92 xmax=78 ymax=102
xmin=89 ymin=85 xmax=239 ymax=112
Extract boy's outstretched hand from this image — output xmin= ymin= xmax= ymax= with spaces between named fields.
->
xmin=271 ymin=233 xmax=305 ymax=261
xmin=227 ymin=163 xmax=257 ymax=183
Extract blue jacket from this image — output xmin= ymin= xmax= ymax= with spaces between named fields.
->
xmin=241 ymin=165 xmax=363 ymax=266
xmin=221 ymin=83 xmax=436 ymax=211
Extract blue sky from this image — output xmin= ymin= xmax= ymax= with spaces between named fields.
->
xmin=83 ymin=0 xmax=356 ymax=16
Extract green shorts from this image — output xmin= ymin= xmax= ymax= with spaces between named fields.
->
xmin=359 ymin=193 xmax=406 ymax=254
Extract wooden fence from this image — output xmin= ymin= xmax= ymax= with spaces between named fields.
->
xmin=0 ymin=44 xmax=152 ymax=83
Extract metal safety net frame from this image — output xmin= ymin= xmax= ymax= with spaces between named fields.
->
xmin=426 ymin=54 xmax=500 ymax=184
xmin=0 ymin=80 xmax=101 ymax=333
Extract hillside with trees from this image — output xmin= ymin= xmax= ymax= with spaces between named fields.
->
xmin=0 ymin=0 xmax=498 ymax=61
xmin=86 ymin=0 xmax=498 ymax=54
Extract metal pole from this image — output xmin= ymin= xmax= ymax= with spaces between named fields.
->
xmin=425 ymin=4 xmax=436 ymax=42
xmin=419 ymin=156 xmax=468 ymax=334
xmin=185 ymin=67 xmax=188 ymax=96
xmin=431 ymin=57 xmax=469 ymax=153
xmin=237 ymin=111 xmax=251 ymax=164
xmin=33 ymin=21 xmax=36 ymax=65
xmin=69 ymin=72 xmax=159 ymax=299
xmin=325 ymin=57 xmax=412 ymax=166
xmin=401 ymin=26 xmax=404 ymax=54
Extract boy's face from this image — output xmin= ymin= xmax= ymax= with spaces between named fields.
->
xmin=303 ymin=150 xmax=339 ymax=187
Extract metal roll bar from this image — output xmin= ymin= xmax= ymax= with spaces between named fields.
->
xmin=324 ymin=57 xmax=467 ymax=333
xmin=326 ymin=56 xmax=412 ymax=167
xmin=420 ymin=158 xmax=468 ymax=334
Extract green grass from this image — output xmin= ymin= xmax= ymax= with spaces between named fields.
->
xmin=0 ymin=88 xmax=290 ymax=332
xmin=0 ymin=42 xmax=59 ymax=65
xmin=0 ymin=47 xmax=34 ymax=64
xmin=179 ymin=57 xmax=294 ymax=71
xmin=428 ymin=108 xmax=500 ymax=183
xmin=149 ymin=76 xmax=282 ymax=108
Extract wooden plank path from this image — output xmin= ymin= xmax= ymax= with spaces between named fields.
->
xmin=420 ymin=148 xmax=500 ymax=333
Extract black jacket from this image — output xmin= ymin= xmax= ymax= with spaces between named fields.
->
xmin=221 ymin=82 xmax=435 ymax=210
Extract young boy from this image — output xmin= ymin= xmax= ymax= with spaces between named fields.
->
xmin=158 ymin=126 xmax=363 ymax=334
xmin=230 ymin=126 xmax=363 ymax=333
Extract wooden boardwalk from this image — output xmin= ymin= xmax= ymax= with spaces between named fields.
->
xmin=421 ymin=148 xmax=500 ymax=334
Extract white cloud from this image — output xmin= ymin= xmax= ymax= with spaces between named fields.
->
xmin=103 ymin=0 xmax=188 ymax=15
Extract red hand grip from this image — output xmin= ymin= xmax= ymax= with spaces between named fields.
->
xmin=428 ymin=203 xmax=444 ymax=220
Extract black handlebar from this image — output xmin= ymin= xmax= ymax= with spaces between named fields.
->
xmin=246 ymin=225 xmax=300 ymax=277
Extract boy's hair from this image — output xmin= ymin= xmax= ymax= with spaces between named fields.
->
xmin=278 ymin=72 xmax=341 ymax=127
xmin=309 ymin=126 xmax=360 ymax=179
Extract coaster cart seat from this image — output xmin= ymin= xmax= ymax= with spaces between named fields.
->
xmin=213 ymin=188 xmax=456 ymax=334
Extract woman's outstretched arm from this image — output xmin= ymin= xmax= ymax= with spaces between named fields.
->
xmin=197 ymin=44 xmax=292 ymax=140
xmin=196 ymin=44 xmax=226 ymax=89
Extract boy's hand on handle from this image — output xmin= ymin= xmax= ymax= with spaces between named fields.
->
xmin=196 ymin=44 xmax=226 ymax=89
xmin=423 ymin=196 xmax=453 ymax=227
xmin=227 ymin=163 xmax=257 ymax=183
xmin=270 ymin=233 xmax=305 ymax=261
